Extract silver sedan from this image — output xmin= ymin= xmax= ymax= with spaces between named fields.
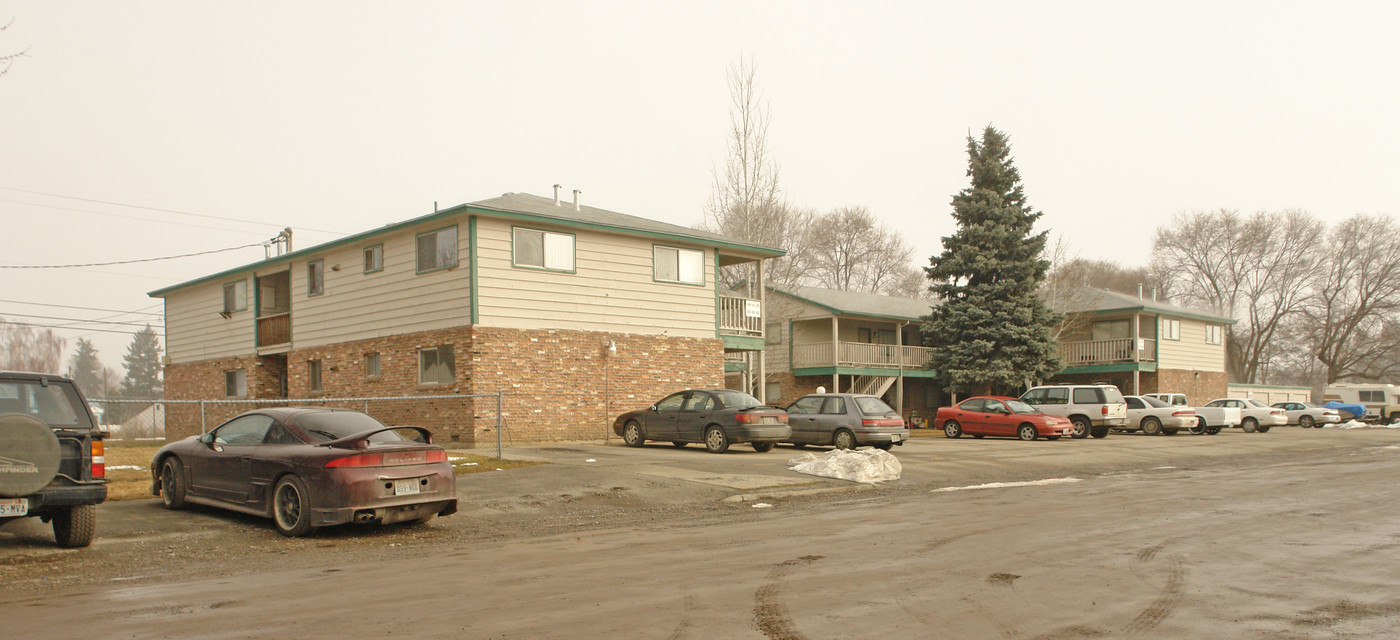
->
xmin=1270 ymin=401 xmax=1342 ymax=428
xmin=1123 ymin=395 xmax=1198 ymax=435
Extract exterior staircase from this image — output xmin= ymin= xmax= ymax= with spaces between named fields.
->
xmin=849 ymin=375 xmax=896 ymax=397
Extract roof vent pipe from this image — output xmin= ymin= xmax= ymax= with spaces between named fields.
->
xmin=573 ymin=189 xmax=582 ymax=211
xmin=1138 ymin=283 xmax=1144 ymax=299
xmin=1153 ymin=287 xmax=1158 ymax=302
xmin=553 ymin=184 xmax=561 ymax=206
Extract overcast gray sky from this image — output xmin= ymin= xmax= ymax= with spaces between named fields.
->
xmin=4 ymin=1 xmax=1398 ymax=375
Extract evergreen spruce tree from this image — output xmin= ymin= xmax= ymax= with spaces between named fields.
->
xmin=121 ymin=325 xmax=163 ymax=398
xmin=68 ymin=338 xmax=105 ymax=395
xmin=921 ymin=126 xmax=1061 ymax=394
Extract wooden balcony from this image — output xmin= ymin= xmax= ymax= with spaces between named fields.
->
xmin=718 ymin=295 xmax=763 ymax=337
xmin=256 ymin=312 xmax=291 ymax=348
xmin=793 ymin=341 xmax=933 ymax=370
xmin=1059 ymin=338 xmax=1155 ymax=365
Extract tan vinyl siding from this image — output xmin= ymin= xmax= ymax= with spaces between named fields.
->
xmin=291 ymin=218 xmax=472 ymax=349
xmin=165 ymin=280 xmax=255 ymax=364
xmin=1158 ymin=316 xmax=1226 ymax=372
xmin=473 ymin=219 xmax=715 ymax=337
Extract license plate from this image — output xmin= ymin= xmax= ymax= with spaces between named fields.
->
xmin=394 ymin=479 xmax=421 ymax=496
xmin=0 ymin=498 xmax=28 ymax=517
xmin=763 ymin=416 xmax=776 ymax=424
xmin=890 ymin=434 xmax=901 ymax=442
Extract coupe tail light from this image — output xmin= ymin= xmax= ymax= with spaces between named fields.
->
xmin=326 ymin=450 xmax=448 ymax=468
xmin=90 ymin=440 xmax=104 ymax=478
xmin=736 ymin=412 xmax=787 ymax=424
xmin=326 ymin=453 xmax=384 ymax=468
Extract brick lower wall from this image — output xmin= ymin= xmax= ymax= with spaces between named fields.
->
xmin=163 ymin=325 xmax=724 ymax=445
xmin=1049 ymin=368 xmax=1227 ymax=406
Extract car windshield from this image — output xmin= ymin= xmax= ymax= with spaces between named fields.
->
xmin=1004 ymin=399 xmax=1039 ymax=414
xmin=1141 ymin=396 xmax=1170 ymax=408
xmin=854 ymin=396 xmax=896 ymax=416
xmin=713 ymin=391 xmax=764 ymax=410
xmin=0 ymin=379 xmax=94 ymax=430
xmin=295 ymin=411 xmax=405 ymax=443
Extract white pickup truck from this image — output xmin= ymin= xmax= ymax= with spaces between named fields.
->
xmin=1189 ymin=399 xmax=1243 ymax=435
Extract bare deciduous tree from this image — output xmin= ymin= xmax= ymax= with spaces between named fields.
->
xmin=1152 ymin=208 xmax=1324 ymax=383
xmin=1 ymin=17 xmax=28 ymax=78
xmin=1306 ymin=214 xmax=1400 ymax=383
xmin=704 ymin=55 xmax=811 ymax=291
xmin=0 ymin=317 xmax=68 ymax=373
xmin=805 ymin=206 xmax=925 ymax=297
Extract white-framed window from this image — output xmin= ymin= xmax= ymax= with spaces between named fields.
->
xmin=416 ymin=226 xmax=458 ymax=273
xmin=654 ymin=245 xmax=704 ymax=285
xmin=364 ymin=244 xmax=383 ymax=273
xmin=1205 ymin=324 xmax=1223 ymax=345
xmin=364 ymin=353 xmax=381 ymax=379
xmin=419 ymin=345 xmax=455 ymax=384
xmin=308 ymin=359 xmax=322 ymax=392
xmin=1162 ymin=319 xmax=1181 ymax=341
xmin=225 ymin=369 xmax=247 ymax=397
xmin=223 ymin=280 xmax=247 ymax=313
xmin=512 ymin=227 xmax=576 ymax=272
xmin=307 ymin=260 xmax=324 ymax=296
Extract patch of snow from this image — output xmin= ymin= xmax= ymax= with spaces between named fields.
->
xmin=1336 ymin=420 xmax=1400 ymax=429
xmin=751 ymin=502 xmax=773 ymax=509
xmin=106 ymin=465 xmax=144 ymax=471
xmin=1153 ymin=466 xmax=1176 ymax=470
xmin=787 ymin=448 xmax=901 ymax=484
xmin=932 ymin=477 xmax=1081 ymax=493
xmin=585 ymin=459 xmax=596 ymax=463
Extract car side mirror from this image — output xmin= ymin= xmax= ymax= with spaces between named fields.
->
xmin=199 ymin=433 xmax=214 ymax=444
xmin=649 ymin=404 xmax=658 ymax=411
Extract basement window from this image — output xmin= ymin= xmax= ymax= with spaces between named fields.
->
xmin=419 ymin=345 xmax=455 ymax=385
xmin=225 ymin=369 xmax=247 ymax=397
xmin=309 ymin=359 xmax=322 ymax=392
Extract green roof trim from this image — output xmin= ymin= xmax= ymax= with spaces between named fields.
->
xmin=150 ymin=192 xmax=784 ymax=297
xmin=722 ymin=334 xmax=765 ymax=351
xmin=792 ymin=366 xmax=940 ymax=378
xmin=1058 ymin=362 xmax=1158 ymax=375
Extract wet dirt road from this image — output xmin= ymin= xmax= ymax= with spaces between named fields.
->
xmin=3 ymin=432 xmax=1399 ymax=639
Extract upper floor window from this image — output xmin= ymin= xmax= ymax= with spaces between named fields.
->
xmin=1205 ymin=324 xmax=1223 ymax=345
xmin=307 ymin=260 xmax=324 ymax=296
xmin=416 ymin=226 xmax=458 ymax=274
xmin=364 ymin=244 xmax=383 ymax=273
xmin=654 ymin=246 xmax=704 ymax=285
xmin=512 ymin=227 xmax=575 ymax=272
xmin=223 ymin=280 xmax=247 ymax=313
xmin=1162 ymin=319 xmax=1181 ymax=341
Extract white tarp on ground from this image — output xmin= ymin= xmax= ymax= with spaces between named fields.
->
xmin=787 ymin=448 xmax=902 ymax=484
xmin=1336 ymin=420 xmax=1400 ymax=429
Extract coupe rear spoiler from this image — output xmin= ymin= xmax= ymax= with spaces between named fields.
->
xmin=319 ymin=425 xmax=434 ymax=450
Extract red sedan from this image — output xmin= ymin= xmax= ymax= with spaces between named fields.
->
xmin=936 ymin=396 xmax=1075 ymax=441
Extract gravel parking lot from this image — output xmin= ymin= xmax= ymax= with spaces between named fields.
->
xmin=3 ymin=427 xmax=1399 ymax=639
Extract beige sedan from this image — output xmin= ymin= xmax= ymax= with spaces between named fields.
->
xmin=1123 ymin=395 xmax=1198 ymax=435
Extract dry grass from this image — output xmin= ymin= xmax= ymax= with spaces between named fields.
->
xmin=98 ymin=440 xmax=538 ymax=502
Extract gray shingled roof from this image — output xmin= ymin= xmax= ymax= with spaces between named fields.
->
xmin=771 ymin=285 xmax=936 ymax=321
xmin=151 ymin=191 xmax=784 ymax=296
xmin=1050 ymin=287 xmax=1236 ymax=324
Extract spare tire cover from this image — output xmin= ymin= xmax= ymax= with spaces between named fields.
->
xmin=0 ymin=414 xmax=62 ymax=497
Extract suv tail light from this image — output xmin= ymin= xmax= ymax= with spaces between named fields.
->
xmin=90 ymin=439 xmax=105 ymax=478
xmin=1101 ymin=406 xmax=1109 ymax=416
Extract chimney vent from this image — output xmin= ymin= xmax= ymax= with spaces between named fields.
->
xmin=573 ymin=189 xmax=582 ymax=211
xmin=553 ymin=184 xmax=561 ymax=206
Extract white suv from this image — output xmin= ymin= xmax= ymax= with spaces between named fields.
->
xmin=1019 ymin=384 xmax=1128 ymax=439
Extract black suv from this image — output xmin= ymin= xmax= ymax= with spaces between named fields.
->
xmin=0 ymin=371 xmax=107 ymax=547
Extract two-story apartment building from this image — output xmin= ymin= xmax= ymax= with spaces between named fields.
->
xmin=151 ymin=191 xmax=783 ymax=444
xmin=758 ymin=285 xmax=942 ymax=425
xmin=1049 ymin=287 xmax=1234 ymax=404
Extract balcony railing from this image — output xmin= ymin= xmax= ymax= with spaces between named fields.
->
xmin=793 ymin=341 xmax=933 ymax=369
xmin=719 ymin=295 xmax=763 ymax=337
xmin=1059 ymin=338 xmax=1155 ymax=365
xmin=256 ymin=312 xmax=291 ymax=347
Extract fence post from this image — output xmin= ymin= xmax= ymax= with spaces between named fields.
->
xmin=496 ymin=391 xmax=503 ymax=460
xmin=200 ymin=400 xmax=206 ymax=434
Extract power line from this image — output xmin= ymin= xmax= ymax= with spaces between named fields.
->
xmin=0 ymin=320 xmax=164 ymax=338
xmin=0 ymin=312 xmax=160 ymax=328
xmin=0 ymin=185 xmax=347 ymax=235
xmin=0 ymin=197 xmax=280 ymax=238
xmin=0 ymin=299 xmax=163 ymax=316
xmin=0 ymin=241 xmax=266 ymax=269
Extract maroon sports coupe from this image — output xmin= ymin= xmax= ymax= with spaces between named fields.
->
xmin=151 ymin=407 xmax=457 ymax=536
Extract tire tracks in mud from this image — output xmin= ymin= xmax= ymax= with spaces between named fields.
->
xmin=753 ymin=555 xmax=824 ymax=640
xmin=1122 ymin=538 xmax=1186 ymax=637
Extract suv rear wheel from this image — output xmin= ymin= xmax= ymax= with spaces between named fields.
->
xmin=52 ymin=504 xmax=96 ymax=548
xmin=1070 ymin=417 xmax=1091 ymax=439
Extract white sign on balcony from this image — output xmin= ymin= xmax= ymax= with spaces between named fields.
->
xmin=745 ymin=300 xmax=761 ymax=318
